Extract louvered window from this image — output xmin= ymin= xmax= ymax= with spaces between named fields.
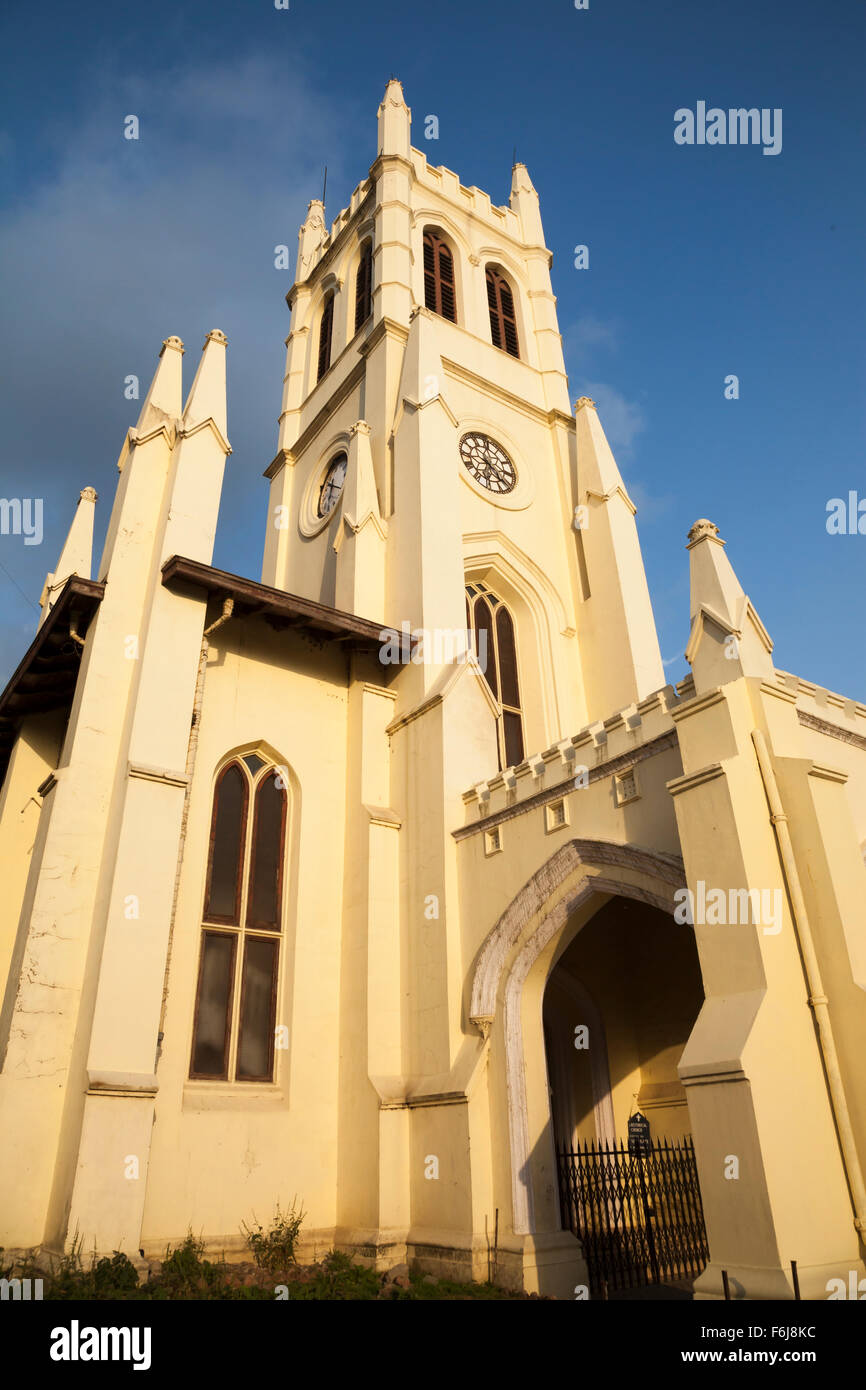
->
xmin=317 ymin=293 xmax=334 ymax=381
xmin=486 ymin=267 xmax=519 ymax=358
xmin=190 ymin=758 xmax=288 ymax=1083
xmin=355 ymin=241 xmax=373 ymax=333
xmin=423 ymin=230 xmax=457 ymax=323
xmin=465 ymin=581 xmax=525 ymax=770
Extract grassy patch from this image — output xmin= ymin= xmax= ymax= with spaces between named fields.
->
xmin=1 ymin=1208 xmax=544 ymax=1300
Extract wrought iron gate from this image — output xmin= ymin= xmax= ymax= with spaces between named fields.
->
xmin=557 ymin=1136 xmax=709 ymax=1295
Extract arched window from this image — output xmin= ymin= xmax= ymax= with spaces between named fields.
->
xmin=423 ymin=229 xmax=457 ymax=323
xmin=486 ymin=266 xmax=519 ymax=358
xmin=317 ymin=293 xmax=334 ymax=382
xmin=355 ymin=240 xmax=373 ymax=333
xmin=190 ymin=756 xmax=288 ymax=1083
xmin=465 ymin=581 xmax=525 ymax=769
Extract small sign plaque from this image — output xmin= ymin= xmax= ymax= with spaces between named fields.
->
xmin=628 ymin=1111 xmax=651 ymax=1156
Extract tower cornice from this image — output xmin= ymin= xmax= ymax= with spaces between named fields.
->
xmin=368 ymin=151 xmax=415 ymax=181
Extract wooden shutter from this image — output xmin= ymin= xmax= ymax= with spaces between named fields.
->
xmin=355 ymin=241 xmax=372 ymax=333
xmin=423 ymin=230 xmax=457 ymax=323
xmin=486 ymin=267 xmax=520 ymax=358
xmin=317 ymin=294 xmax=334 ymax=381
xmin=486 ymin=270 xmax=503 ymax=349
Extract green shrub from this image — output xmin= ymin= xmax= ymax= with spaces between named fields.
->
xmin=242 ymin=1199 xmax=305 ymax=1272
xmin=157 ymin=1233 xmax=226 ymax=1296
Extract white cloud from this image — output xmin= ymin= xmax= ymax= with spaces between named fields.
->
xmin=581 ymin=381 xmax=646 ymax=454
xmin=562 ymin=313 xmax=618 ymax=365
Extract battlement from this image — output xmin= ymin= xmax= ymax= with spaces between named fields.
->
xmin=299 ymin=145 xmax=534 ymax=289
xmin=461 ymin=682 xmax=686 ymax=825
xmin=410 ymin=147 xmax=523 ymax=242
xmin=774 ymin=668 xmax=866 ymax=758
xmin=320 ymin=174 xmax=374 ymax=254
xmin=775 ymin=668 xmax=866 ymax=723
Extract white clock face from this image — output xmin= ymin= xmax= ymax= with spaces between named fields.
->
xmin=459 ymin=433 xmax=517 ymax=495
xmin=317 ymin=453 xmax=348 ymax=517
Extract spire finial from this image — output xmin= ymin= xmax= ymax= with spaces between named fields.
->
xmin=687 ymin=518 xmax=722 ymax=547
xmin=378 ymin=78 xmax=410 ymax=157
xmin=183 ymin=330 xmax=228 ymax=437
xmin=37 ymin=485 xmax=97 ymax=627
xmin=685 ymin=518 xmax=774 ymax=688
xmin=134 ymin=334 xmax=184 ymax=433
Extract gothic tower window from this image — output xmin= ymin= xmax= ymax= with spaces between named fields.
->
xmin=190 ymin=758 xmax=288 ymax=1083
xmin=465 ymin=581 xmax=525 ymax=769
xmin=485 ymin=266 xmax=520 ymax=358
xmin=355 ymin=239 xmax=373 ymax=333
xmin=423 ymin=229 xmax=457 ymax=323
xmin=317 ymin=292 xmax=334 ymax=381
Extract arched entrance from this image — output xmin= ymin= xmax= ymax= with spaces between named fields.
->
xmin=544 ymin=897 xmax=709 ymax=1295
xmin=544 ymin=897 xmax=702 ymax=1149
xmin=469 ymin=839 xmax=711 ymax=1297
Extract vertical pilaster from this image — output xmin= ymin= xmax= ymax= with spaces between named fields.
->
xmin=65 ymin=332 xmax=232 ymax=1254
xmin=0 ymin=336 xmax=185 ymax=1252
xmin=509 ymin=163 xmax=570 ymax=414
xmin=333 ymin=420 xmax=387 ymax=620
xmin=574 ymin=396 xmax=665 ymax=716
xmin=670 ymin=522 xmax=864 ymax=1298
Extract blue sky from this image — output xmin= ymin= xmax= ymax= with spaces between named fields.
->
xmin=0 ymin=0 xmax=863 ymax=695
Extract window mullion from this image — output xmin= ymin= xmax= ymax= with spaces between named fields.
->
xmin=436 ymin=243 xmax=443 ymax=317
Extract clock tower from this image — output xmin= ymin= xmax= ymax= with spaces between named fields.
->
xmin=262 ymin=79 xmax=665 ymax=757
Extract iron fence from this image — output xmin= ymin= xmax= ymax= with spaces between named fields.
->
xmin=557 ymin=1135 xmax=709 ymax=1296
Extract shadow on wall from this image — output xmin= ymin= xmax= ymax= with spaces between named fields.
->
xmin=543 ymin=898 xmax=705 ymax=1148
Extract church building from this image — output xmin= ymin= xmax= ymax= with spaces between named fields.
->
xmin=0 ymin=81 xmax=864 ymax=1300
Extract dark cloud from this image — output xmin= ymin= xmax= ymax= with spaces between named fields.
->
xmin=0 ymin=51 xmax=354 ymax=680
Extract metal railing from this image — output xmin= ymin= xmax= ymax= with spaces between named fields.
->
xmin=557 ymin=1136 xmax=709 ymax=1295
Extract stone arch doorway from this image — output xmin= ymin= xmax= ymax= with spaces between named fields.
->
xmin=543 ymin=897 xmax=704 ymax=1155
xmin=469 ymin=839 xmax=708 ymax=1294
xmin=543 ymin=898 xmax=710 ymax=1293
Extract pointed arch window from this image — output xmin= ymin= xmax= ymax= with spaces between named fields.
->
xmin=423 ymin=229 xmax=457 ymax=323
xmin=465 ymin=581 xmax=525 ymax=770
xmin=486 ymin=267 xmax=520 ymax=358
xmin=317 ymin=293 xmax=334 ymax=382
xmin=190 ymin=758 xmax=288 ymax=1082
xmin=355 ymin=240 xmax=373 ymax=333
